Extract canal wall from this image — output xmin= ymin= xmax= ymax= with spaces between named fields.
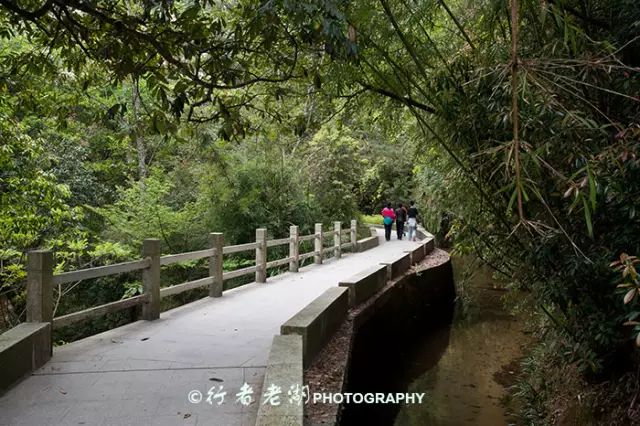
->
xmin=304 ymin=248 xmax=455 ymax=426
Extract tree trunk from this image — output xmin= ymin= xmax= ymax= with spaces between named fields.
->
xmin=131 ymin=77 xmax=147 ymax=185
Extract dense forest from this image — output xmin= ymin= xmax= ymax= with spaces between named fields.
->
xmin=1 ymin=0 xmax=639 ymax=423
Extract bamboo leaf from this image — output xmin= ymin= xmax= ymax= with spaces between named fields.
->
xmin=522 ymin=182 xmax=530 ymax=202
xmin=587 ymin=164 xmax=596 ymax=210
xmin=568 ymin=191 xmax=581 ymax=214
xmin=582 ymin=197 xmax=593 ymax=237
xmin=569 ymin=166 xmax=587 ymax=181
xmin=507 ymin=187 xmax=518 ymax=214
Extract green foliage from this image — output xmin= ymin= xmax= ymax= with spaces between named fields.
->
xmin=336 ymin=0 xmax=640 ymax=383
xmin=0 ymin=117 xmax=78 ymax=251
xmin=0 ymin=109 xmax=81 ymax=326
xmin=197 ymin=142 xmax=316 ymax=242
xmin=96 ymin=169 xmax=207 ymax=253
xmin=611 ymin=253 xmax=640 ymax=347
xmin=307 ymin=124 xmax=365 ymax=221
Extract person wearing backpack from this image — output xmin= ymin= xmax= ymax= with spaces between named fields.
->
xmin=380 ymin=202 xmax=396 ymax=241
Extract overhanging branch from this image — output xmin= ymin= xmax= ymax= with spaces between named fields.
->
xmin=0 ymin=0 xmax=53 ymax=21
xmin=359 ymin=82 xmax=436 ymax=114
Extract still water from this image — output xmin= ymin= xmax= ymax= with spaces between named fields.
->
xmin=394 ymin=257 xmax=528 ymax=426
xmin=342 ymin=256 xmax=529 ymax=426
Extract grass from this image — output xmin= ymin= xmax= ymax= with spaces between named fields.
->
xmin=360 ymin=214 xmax=383 ymax=225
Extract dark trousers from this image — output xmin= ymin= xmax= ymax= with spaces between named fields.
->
xmin=384 ymin=223 xmax=392 ymax=241
xmin=396 ymin=220 xmax=405 ymax=239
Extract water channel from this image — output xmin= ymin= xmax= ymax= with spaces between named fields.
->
xmin=341 ymin=256 xmax=529 ymax=426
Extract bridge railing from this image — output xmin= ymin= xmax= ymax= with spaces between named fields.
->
xmin=0 ymin=219 xmax=381 ymax=393
xmin=25 ymin=220 xmax=361 ymax=333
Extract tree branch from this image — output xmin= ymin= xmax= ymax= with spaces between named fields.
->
xmin=0 ymin=0 xmax=53 ymax=21
xmin=438 ymin=0 xmax=476 ymax=50
xmin=359 ymin=82 xmax=436 ymax=113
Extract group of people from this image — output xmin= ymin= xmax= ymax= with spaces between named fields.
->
xmin=380 ymin=201 xmax=419 ymax=242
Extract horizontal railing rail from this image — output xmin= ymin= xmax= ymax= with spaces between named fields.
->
xmin=53 ymin=294 xmax=149 ymax=330
xmin=223 ymin=265 xmax=259 ymax=280
xmin=266 ymin=237 xmax=291 ymax=248
xmin=298 ymin=251 xmax=316 ymax=261
xmin=266 ymin=257 xmax=292 ymax=269
xmin=223 ymin=242 xmax=258 ymax=255
xmin=160 ymin=248 xmax=216 ymax=266
xmin=160 ymin=276 xmax=214 ymax=299
xmin=52 ymin=258 xmax=151 ymax=285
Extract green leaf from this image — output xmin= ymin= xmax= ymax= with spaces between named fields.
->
xmin=582 ymin=197 xmax=593 ymax=237
xmin=507 ymin=186 xmax=518 ymax=214
xmin=587 ymin=165 xmax=596 ymax=211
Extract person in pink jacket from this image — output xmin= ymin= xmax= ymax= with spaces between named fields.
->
xmin=381 ymin=202 xmax=396 ymax=241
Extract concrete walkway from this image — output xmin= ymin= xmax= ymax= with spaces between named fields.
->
xmin=0 ymin=230 xmax=420 ymax=426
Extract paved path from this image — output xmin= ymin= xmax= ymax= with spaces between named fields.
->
xmin=0 ymin=230 xmax=419 ymax=426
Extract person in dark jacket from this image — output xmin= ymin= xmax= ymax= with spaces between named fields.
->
xmin=395 ymin=203 xmax=407 ymax=240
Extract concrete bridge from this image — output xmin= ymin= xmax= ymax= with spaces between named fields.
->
xmin=0 ymin=221 xmax=438 ymax=426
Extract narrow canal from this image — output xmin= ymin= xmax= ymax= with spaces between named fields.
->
xmin=341 ymin=256 xmax=530 ymax=426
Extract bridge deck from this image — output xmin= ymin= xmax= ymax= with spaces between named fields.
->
xmin=0 ymin=230 xmax=420 ymax=426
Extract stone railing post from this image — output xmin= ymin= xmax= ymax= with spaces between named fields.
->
xmin=256 ymin=228 xmax=267 ymax=283
xmin=142 ymin=239 xmax=161 ymax=320
xmin=350 ymin=219 xmax=358 ymax=252
xmin=314 ymin=223 xmax=323 ymax=264
xmin=209 ymin=232 xmax=224 ymax=297
xmin=26 ymin=250 xmax=54 ymax=324
xmin=289 ymin=225 xmax=299 ymax=272
xmin=334 ymin=221 xmax=342 ymax=259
